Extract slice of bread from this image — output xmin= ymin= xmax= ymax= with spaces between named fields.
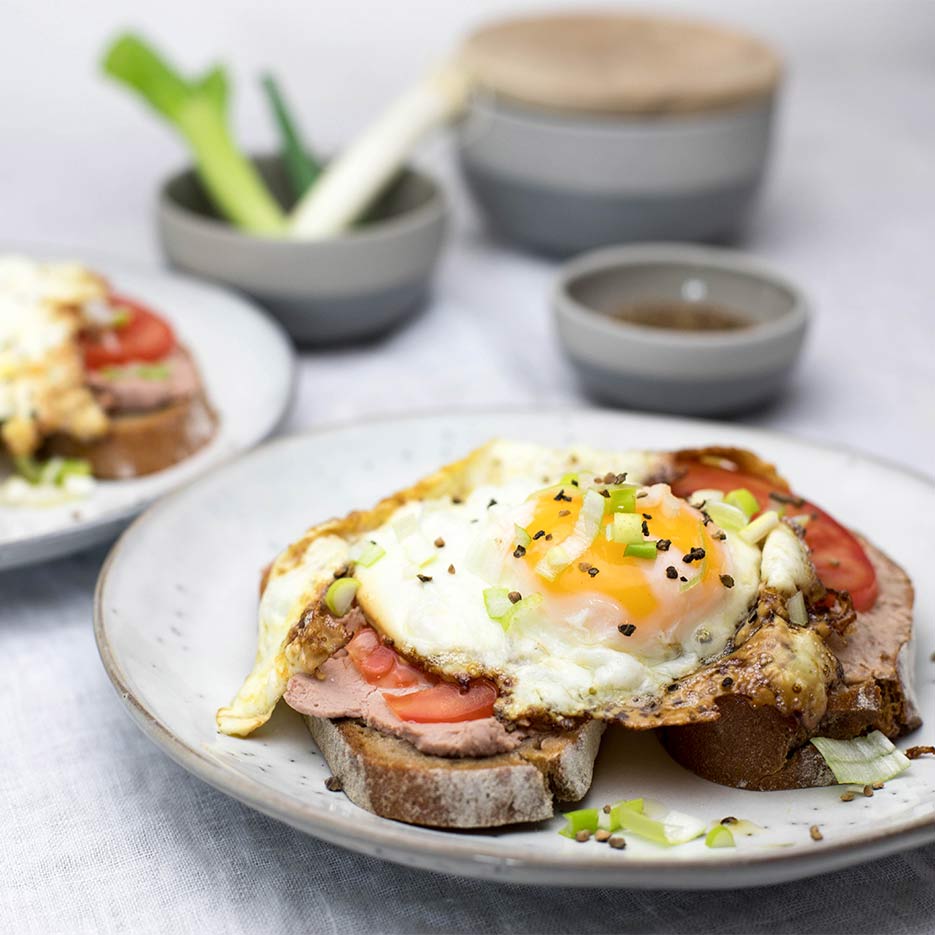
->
xmin=44 ymin=389 xmax=217 ymax=479
xmin=660 ymin=537 xmax=919 ymax=789
xmin=306 ymin=715 xmax=605 ymax=828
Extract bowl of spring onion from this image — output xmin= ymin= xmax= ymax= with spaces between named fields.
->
xmin=103 ymin=34 xmax=464 ymax=344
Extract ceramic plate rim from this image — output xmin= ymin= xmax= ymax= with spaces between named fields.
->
xmin=0 ymin=243 xmax=296 ymax=567
xmin=93 ymin=407 xmax=935 ymax=888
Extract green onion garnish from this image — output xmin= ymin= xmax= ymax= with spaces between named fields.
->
xmin=739 ymin=510 xmax=779 ymax=544
xmin=786 ymin=590 xmax=807 ymax=626
xmin=355 ymin=541 xmax=386 ymax=568
xmin=558 ymin=808 xmax=600 ymax=839
xmin=605 ymin=487 xmax=637 ymax=514
xmin=135 ymin=363 xmax=170 ymax=381
xmin=483 ymin=587 xmax=513 ymax=622
xmin=609 ymin=798 xmax=706 ymax=846
xmin=536 ymin=489 xmax=604 ymax=581
xmin=810 ymin=731 xmax=911 ymax=785
xmin=704 ymin=500 xmax=747 ymax=532
xmin=110 ymin=306 xmax=132 ymax=328
xmin=625 ymin=541 xmax=657 ymax=560
xmin=324 ymin=577 xmax=359 ymax=616
xmin=513 ymin=524 xmax=532 ymax=549
xmin=13 ymin=455 xmax=42 ymax=484
xmin=260 ymin=72 xmax=322 ymax=201
xmin=705 ymin=825 xmax=735 ymax=848
xmin=609 ymin=513 xmax=643 ymax=545
xmin=725 ymin=488 xmax=760 ymax=520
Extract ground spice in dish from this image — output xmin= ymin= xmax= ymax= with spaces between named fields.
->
xmin=608 ymin=837 xmax=626 ymax=850
xmin=554 ymin=489 xmax=572 ymax=502
xmin=448 ymin=564 xmax=456 ymax=574
xmin=513 ymin=544 xmax=526 ymax=558
xmin=533 ymin=529 xmax=545 ymax=539
xmin=588 ymin=567 xmax=599 ymax=577
xmin=809 ymin=825 xmax=823 ymax=841
xmin=417 ymin=574 xmax=433 ymax=583
xmin=682 ymin=547 xmax=706 ymax=564
xmin=720 ymin=574 xmax=735 ymax=588
xmin=508 ymin=591 xmax=522 ymax=604
xmin=906 ymin=745 xmax=935 ymax=759
xmin=487 ymin=498 xmax=497 ymax=508
xmin=666 ymin=566 xmax=678 ymax=579
xmin=575 ymin=830 xmax=591 ymax=843
xmin=324 ymin=776 xmax=343 ymax=792
xmin=558 ymin=509 xmax=571 ymax=517
xmin=595 ymin=829 xmax=612 ymax=843
xmin=434 ymin=537 xmax=445 ymax=548
xmin=872 ymin=782 xmax=885 ymax=790
xmin=840 ymin=791 xmax=856 ymax=802
xmin=641 ymin=520 xmax=650 ymax=537
xmin=656 ymin=539 xmax=671 ymax=551
xmin=863 ymin=785 xmax=874 ymax=797
xmin=618 ymin=624 xmax=637 ymax=637
xmin=721 ymin=677 xmax=734 ymax=689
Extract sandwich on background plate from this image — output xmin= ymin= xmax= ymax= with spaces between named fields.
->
xmin=0 ymin=256 xmax=216 ymax=505
xmin=217 ymin=440 xmax=919 ymax=828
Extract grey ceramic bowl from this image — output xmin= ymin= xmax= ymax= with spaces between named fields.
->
xmin=157 ymin=156 xmax=447 ymax=344
xmin=457 ymin=94 xmax=776 ymax=257
xmin=554 ymin=244 xmax=808 ymax=415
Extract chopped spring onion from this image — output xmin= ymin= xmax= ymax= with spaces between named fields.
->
xmin=609 ymin=513 xmax=643 ymax=545
xmin=391 ymin=512 xmax=419 ymax=541
xmin=289 ymin=64 xmax=470 ymax=238
xmin=786 ymin=590 xmax=808 ymax=626
xmin=355 ymin=541 xmax=386 ymax=568
xmin=260 ymin=72 xmax=322 ymax=200
xmin=25 ymin=456 xmax=92 ymax=488
xmin=514 ymin=524 xmax=532 ymax=549
xmin=135 ymin=363 xmax=170 ymax=380
xmin=688 ymin=488 xmax=725 ymax=508
xmin=102 ymin=34 xmax=286 ymax=234
xmin=500 ymin=593 xmax=543 ymax=633
xmin=13 ymin=455 xmax=42 ymax=484
xmin=705 ymin=825 xmax=736 ymax=848
xmin=625 ymin=541 xmax=658 ymax=560
xmin=725 ymin=488 xmax=760 ymax=520
xmin=37 ymin=457 xmax=63 ymax=486
xmin=558 ymin=808 xmax=600 ymax=839
xmin=483 ymin=587 xmax=514 ymax=622
xmin=536 ymin=489 xmax=604 ymax=581
xmin=559 ymin=472 xmax=581 ymax=488
xmin=110 ymin=307 xmax=132 ymax=328
xmin=324 ymin=577 xmax=360 ymax=616
xmin=705 ymin=499 xmax=748 ymax=532
xmin=739 ymin=510 xmax=779 ymax=544
xmin=605 ymin=487 xmax=637 ymax=514
xmin=810 ymin=731 xmax=911 ymax=785
xmin=609 ymin=798 xmax=706 ymax=846
xmin=789 ymin=513 xmax=812 ymax=527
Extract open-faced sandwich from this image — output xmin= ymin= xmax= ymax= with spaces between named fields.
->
xmin=217 ymin=440 xmax=920 ymax=828
xmin=0 ymin=256 xmax=216 ymax=505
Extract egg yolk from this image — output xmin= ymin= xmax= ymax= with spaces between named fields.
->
xmin=520 ymin=483 xmax=727 ymax=642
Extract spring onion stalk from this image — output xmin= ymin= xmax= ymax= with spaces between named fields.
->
xmin=688 ymin=488 xmax=725 ymax=508
xmin=514 ymin=524 xmax=532 ymax=549
xmin=705 ymin=499 xmax=748 ymax=532
xmin=102 ymin=34 xmax=286 ymax=234
xmin=739 ymin=510 xmax=780 ymax=544
xmin=810 ymin=731 xmax=911 ymax=785
xmin=288 ymin=63 xmax=471 ymax=238
xmin=625 ymin=542 xmax=658 ymax=560
xmin=325 ymin=577 xmax=360 ymax=616
xmin=355 ymin=541 xmax=386 ymax=568
xmin=789 ymin=513 xmax=813 ymax=527
xmin=260 ymin=73 xmax=322 ymax=200
xmin=558 ymin=808 xmax=600 ymax=839
xmin=609 ymin=513 xmax=643 ymax=545
xmin=536 ymin=489 xmax=605 ymax=581
xmin=725 ymin=488 xmax=760 ymax=520
xmin=786 ymin=590 xmax=808 ymax=626
xmin=483 ymin=587 xmax=514 ymax=622
xmin=705 ymin=825 xmax=735 ymax=848
xmin=13 ymin=456 xmax=42 ymax=484
xmin=559 ymin=472 xmax=582 ymax=488
xmin=17 ymin=456 xmax=92 ymax=488
xmin=609 ymin=798 xmax=706 ymax=846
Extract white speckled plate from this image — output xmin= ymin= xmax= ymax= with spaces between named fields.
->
xmin=0 ymin=250 xmax=295 ymax=570
xmin=94 ymin=410 xmax=935 ymax=888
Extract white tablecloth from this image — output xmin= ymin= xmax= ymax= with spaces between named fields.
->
xmin=3 ymin=1 xmax=935 ymax=932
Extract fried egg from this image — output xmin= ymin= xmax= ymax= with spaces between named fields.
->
xmin=0 ymin=256 xmax=109 ymax=456
xmin=218 ymin=440 xmax=817 ymax=734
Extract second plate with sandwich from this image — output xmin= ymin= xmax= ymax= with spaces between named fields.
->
xmin=94 ymin=410 xmax=935 ymax=888
xmin=0 ymin=249 xmax=294 ymax=570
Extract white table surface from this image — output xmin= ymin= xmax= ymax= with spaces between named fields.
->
xmin=2 ymin=1 xmax=934 ymax=932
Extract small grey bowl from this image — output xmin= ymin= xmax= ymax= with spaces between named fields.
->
xmin=458 ymin=94 xmax=775 ymax=257
xmin=157 ymin=156 xmax=447 ymax=344
xmin=554 ymin=243 xmax=808 ymax=415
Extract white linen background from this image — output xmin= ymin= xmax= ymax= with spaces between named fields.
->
xmin=2 ymin=1 xmax=935 ymax=933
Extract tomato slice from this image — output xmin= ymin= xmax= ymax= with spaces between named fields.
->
xmin=345 ymin=628 xmax=433 ymax=690
xmin=81 ymin=295 xmax=176 ymax=369
xmin=670 ymin=462 xmax=878 ymax=612
xmin=384 ymin=681 xmax=497 ymax=723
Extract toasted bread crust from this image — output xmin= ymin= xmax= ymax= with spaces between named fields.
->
xmin=661 ymin=538 xmax=918 ymax=790
xmin=45 ymin=389 xmax=217 ymax=478
xmin=306 ymin=716 xmax=604 ymax=828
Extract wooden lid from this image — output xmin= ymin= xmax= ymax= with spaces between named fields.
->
xmin=459 ymin=12 xmax=782 ymax=116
